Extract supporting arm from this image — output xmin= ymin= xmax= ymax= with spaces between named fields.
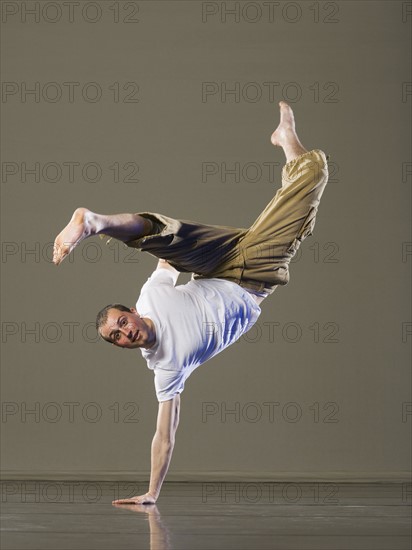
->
xmin=148 ymin=394 xmax=180 ymax=498
xmin=112 ymin=394 xmax=181 ymax=505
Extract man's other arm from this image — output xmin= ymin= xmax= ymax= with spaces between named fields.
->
xmin=156 ymin=258 xmax=180 ymax=284
xmin=112 ymin=394 xmax=180 ymax=505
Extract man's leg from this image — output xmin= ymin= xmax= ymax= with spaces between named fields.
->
xmin=53 ymin=206 xmax=244 ymax=271
xmin=53 ymin=208 xmax=154 ymax=265
xmin=200 ymin=102 xmax=329 ymax=294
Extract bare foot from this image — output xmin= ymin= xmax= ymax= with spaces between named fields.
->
xmin=270 ymin=101 xmax=296 ymax=147
xmin=53 ymin=207 xmax=93 ymax=265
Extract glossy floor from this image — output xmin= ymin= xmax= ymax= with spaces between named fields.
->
xmin=1 ymin=481 xmax=411 ymax=549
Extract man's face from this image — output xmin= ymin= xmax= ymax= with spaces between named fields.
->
xmin=99 ymin=307 xmax=155 ymax=349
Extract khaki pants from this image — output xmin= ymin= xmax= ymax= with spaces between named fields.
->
xmin=125 ymin=149 xmax=329 ymax=295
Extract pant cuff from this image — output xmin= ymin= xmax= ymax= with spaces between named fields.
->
xmin=283 ymin=149 xmax=328 ymax=171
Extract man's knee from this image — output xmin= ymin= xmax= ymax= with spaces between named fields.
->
xmin=272 ymin=265 xmax=290 ymax=286
xmin=282 ymin=149 xmax=329 ymax=189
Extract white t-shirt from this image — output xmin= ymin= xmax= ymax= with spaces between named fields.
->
xmin=136 ymin=269 xmax=261 ymax=402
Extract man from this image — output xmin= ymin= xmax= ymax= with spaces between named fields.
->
xmin=53 ymin=102 xmax=329 ymax=504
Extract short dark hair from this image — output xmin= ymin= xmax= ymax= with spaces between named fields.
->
xmin=96 ymin=304 xmax=131 ymax=342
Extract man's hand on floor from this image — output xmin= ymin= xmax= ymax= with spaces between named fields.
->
xmin=112 ymin=492 xmax=157 ymax=505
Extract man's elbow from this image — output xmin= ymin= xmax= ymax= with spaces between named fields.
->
xmin=154 ymin=431 xmax=176 ymax=448
xmin=156 ymin=416 xmax=179 ymax=447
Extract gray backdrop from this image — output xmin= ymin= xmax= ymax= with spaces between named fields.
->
xmin=1 ymin=0 xmax=411 ymax=482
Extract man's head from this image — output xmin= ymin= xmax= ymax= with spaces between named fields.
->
xmin=96 ymin=304 xmax=156 ymax=349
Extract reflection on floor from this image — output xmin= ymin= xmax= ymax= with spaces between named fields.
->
xmin=1 ymin=481 xmax=411 ymax=549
